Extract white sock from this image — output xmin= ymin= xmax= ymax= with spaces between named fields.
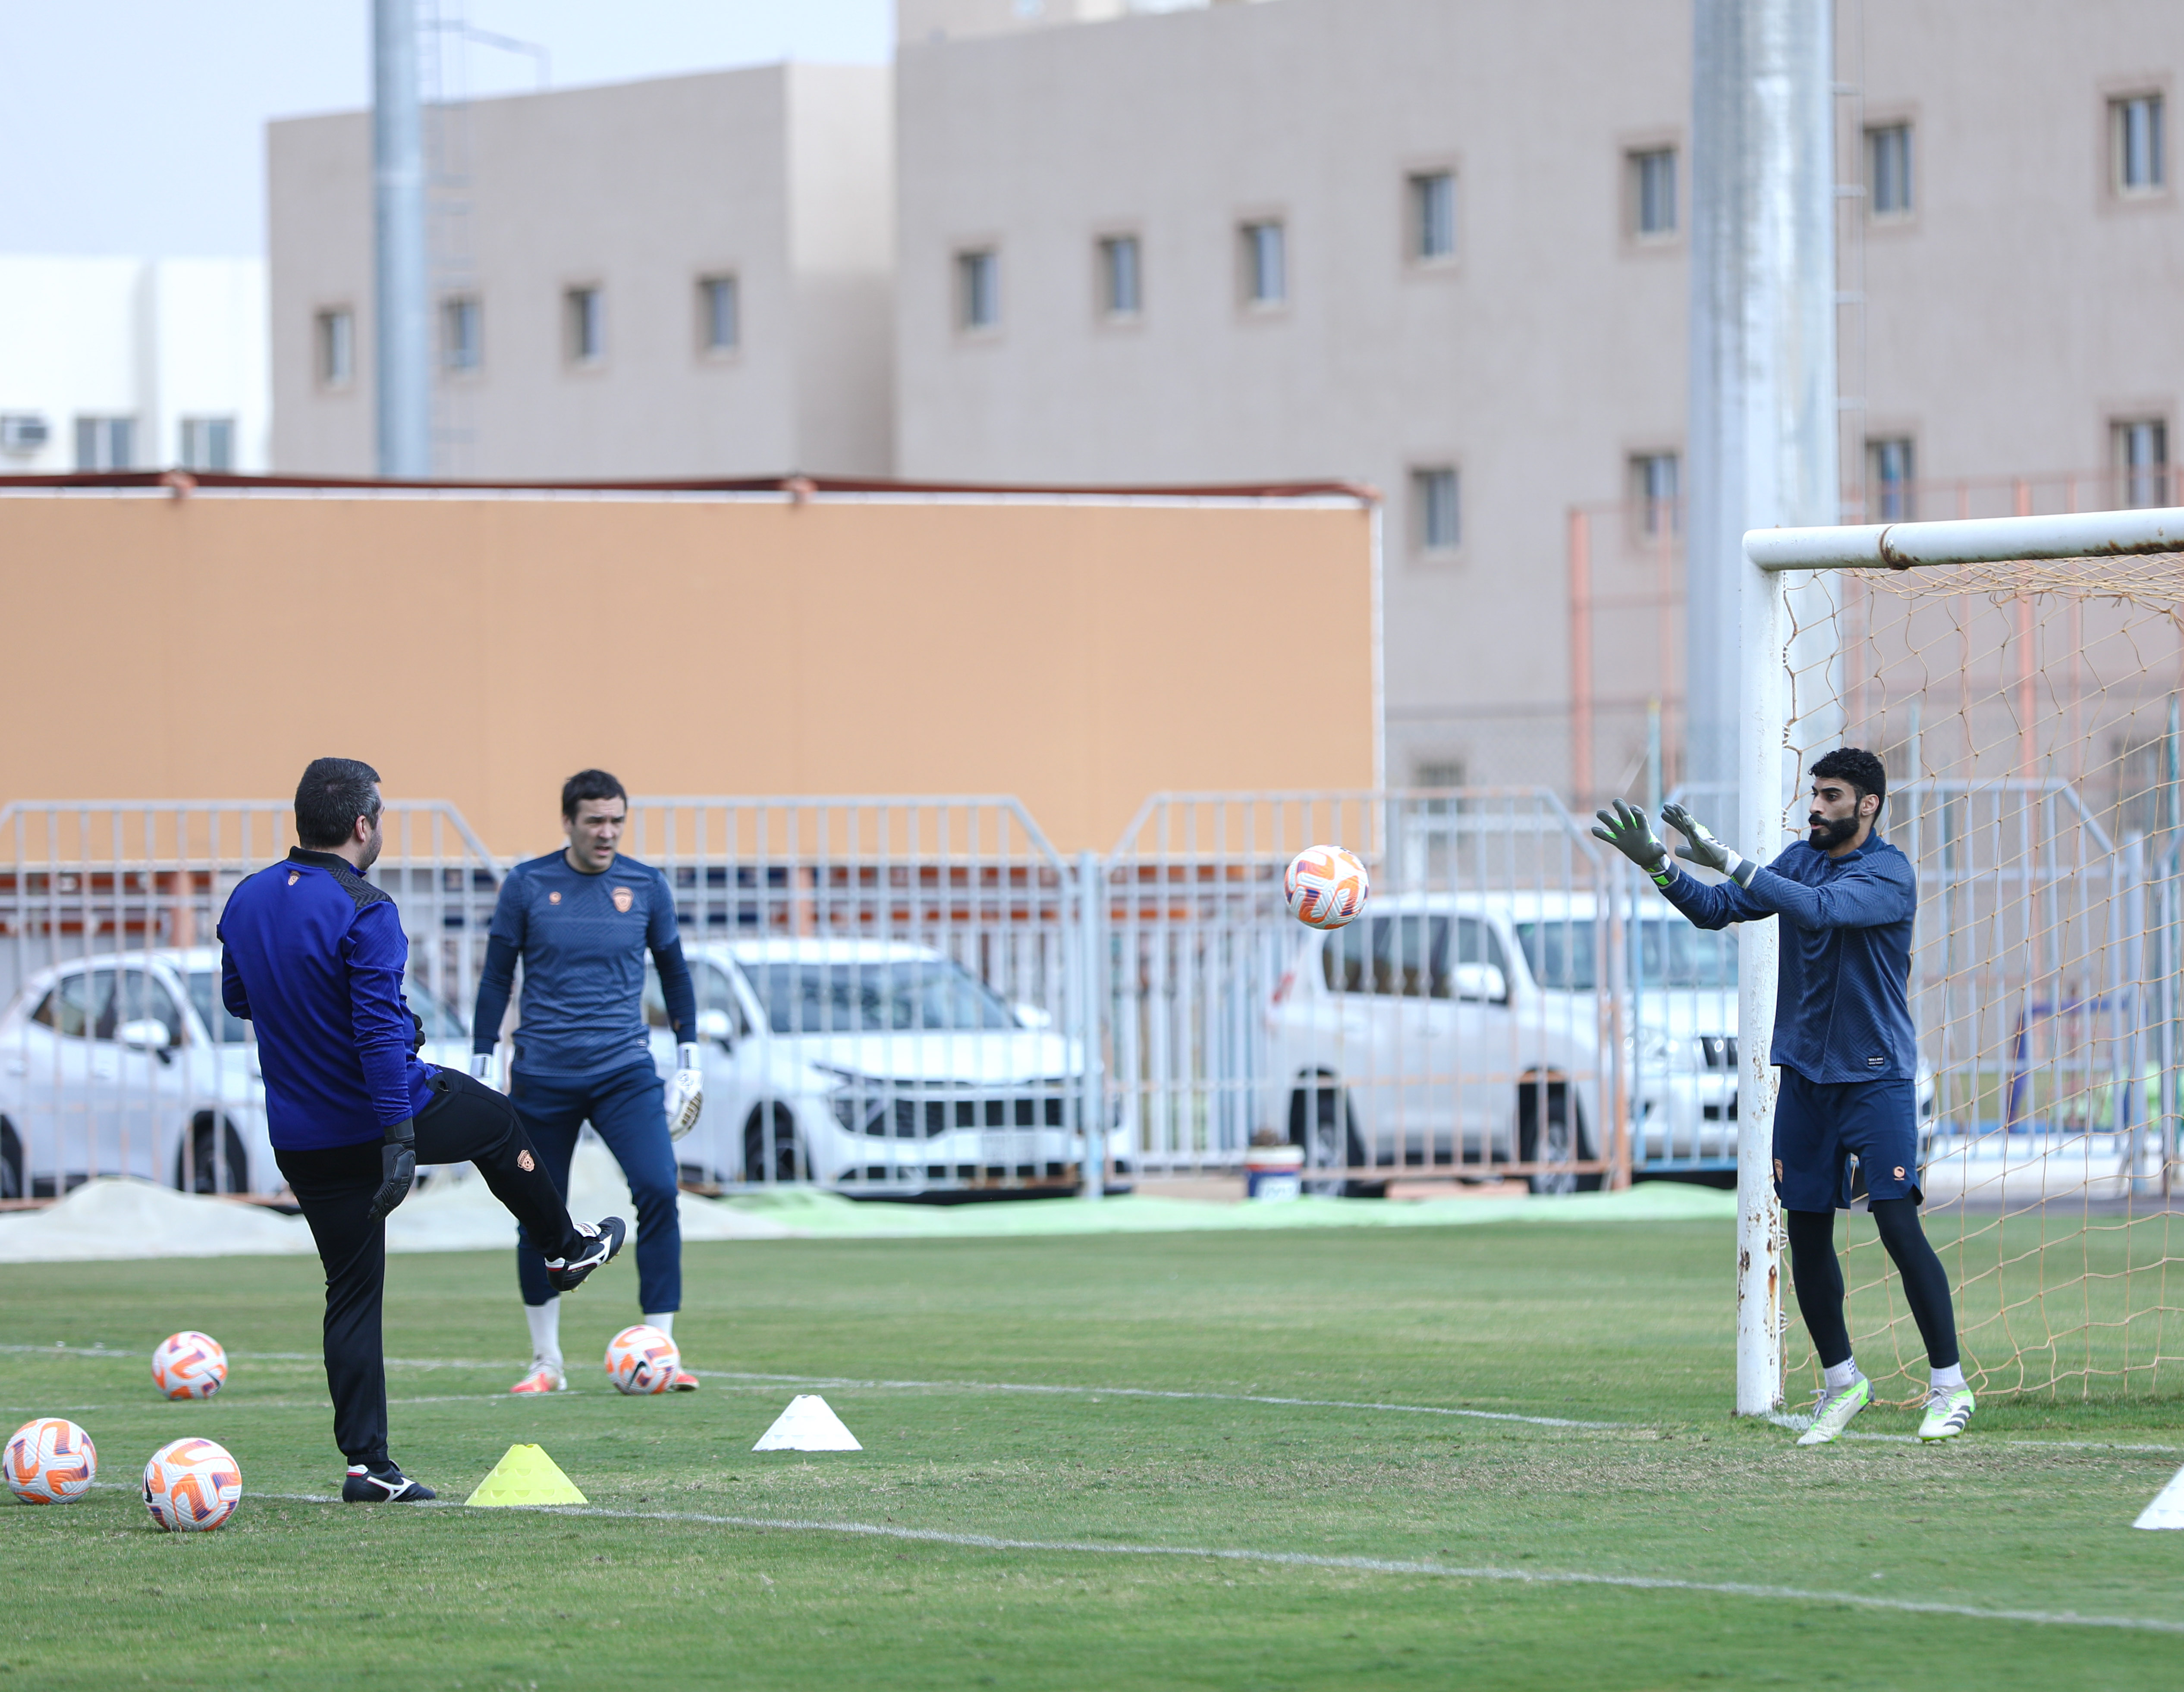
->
xmin=644 ymin=1311 xmax=675 ymax=1340
xmin=1823 ymin=1358 xmax=1862 ymax=1392
xmin=1930 ymin=1362 xmax=1967 ymax=1393
xmin=525 ymin=1298 xmax=562 ymax=1369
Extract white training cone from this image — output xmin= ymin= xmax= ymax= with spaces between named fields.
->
xmin=2132 ymin=1463 xmax=2184 ymax=1530
xmin=753 ymin=1394 xmax=862 ymax=1452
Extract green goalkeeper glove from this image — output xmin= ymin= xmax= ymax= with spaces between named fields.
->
xmin=1591 ymin=800 xmax=1675 ymax=887
xmin=1661 ymin=803 xmax=1760 ymax=888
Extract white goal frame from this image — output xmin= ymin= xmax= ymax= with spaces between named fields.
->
xmin=1732 ymin=504 xmax=2184 ymax=1414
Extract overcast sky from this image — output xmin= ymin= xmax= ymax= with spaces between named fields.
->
xmin=0 ymin=1 xmax=893 ymax=260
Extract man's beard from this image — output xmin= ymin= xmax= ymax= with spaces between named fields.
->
xmin=1807 ymin=813 xmax=1858 ymax=849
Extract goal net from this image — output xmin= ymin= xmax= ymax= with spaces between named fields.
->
xmin=1765 ymin=514 xmax=2184 ymax=1407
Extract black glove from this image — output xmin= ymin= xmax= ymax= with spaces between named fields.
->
xmin=366 ymin=1117 xmax=417 ymax=1222
xmin=408 ymin=1008 xmax=427 ymax=1052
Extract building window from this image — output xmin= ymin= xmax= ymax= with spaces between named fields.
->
xmin=1412 ymin=467 xmax=1460 ymax=554
xmin=440 ymin=295 xmax=481 ymax=372
xmin=2114 ymin=418 xmax=2169 ymax=508
xmin=0 ymin=413 xmax=51 ymax=455
xmin=1867 ymin=123 xmax=1914 ymax=217
xmin=73 ymin=416 xmax=134 ymax=471
xmin=1629 ymin=452 xmax=1680 ymax=537
xmin=956 ymin=248 xmax=999 ymax=331
xmin=1629 ymin=148 xmax=1677 ymax=238
xmin=178 ymin=417 xmax=235 ymax=472
xmin=1097 ymin=235 xmax=1141 ymax=319
xmin=2112 ymin=94 xmax=2166 ymax=194
xmin=1866 ymin=437 xmax=1916 ymax=521
xmin=1240 ymin=220 xmax=1286 ymax=307
xmin=565 ymin=286 xmax=604 ymax=364
xmin=1410 ymin=171 xmax=1456 ymax=261
xmin=315 ymin=308 xmax=354 ymax=388
xmin=698 ymin=274 xmax=739 ymax=352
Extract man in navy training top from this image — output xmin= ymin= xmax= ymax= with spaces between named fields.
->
xmin=470 ymin=769 xmax=705 ymax=1395
xmin=218 ymin=758 xmax=625 ymax=1501
xmin=1593 ymin=747 xmax=1973 ymax=1445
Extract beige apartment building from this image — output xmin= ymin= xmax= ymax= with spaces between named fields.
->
xmin=894 ymin=0 xmax=2184 ymax=795
xmin=268 ymin=64 xmax=894 ymax=480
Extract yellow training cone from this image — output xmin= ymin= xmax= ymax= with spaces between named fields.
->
xmin=465 ymin=1443 xmax=588 ymax=1507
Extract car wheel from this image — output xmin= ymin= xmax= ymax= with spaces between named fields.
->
xmin=176 ymin=1117 xmax=250 ymax=1195
xmin=1288 ymin=1081 xmax=1378 ymax=1198
xmin=0 ymin=1118 xmax=21 ymax=1202
xmin=742 ymin=1105 xmax=803 ymax=1185
xmin=1518 ymin=1081 xmax=1600 ymax=1195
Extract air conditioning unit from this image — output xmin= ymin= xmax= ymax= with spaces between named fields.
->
xmin=0 ymin=413 xmax=50 ymax=453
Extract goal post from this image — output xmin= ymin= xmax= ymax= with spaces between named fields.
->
xmin=1735 ymin=504 xmax=2184 ymax=1416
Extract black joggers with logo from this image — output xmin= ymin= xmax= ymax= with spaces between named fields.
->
xmin=276 ymin=1068 xmax=579 ymax=1468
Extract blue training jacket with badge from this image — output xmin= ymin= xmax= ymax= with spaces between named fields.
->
xmin=1657 ymin=832 xmax=1917 ymax=1084
xmin=216 ymin=847 xmax=437 ymax=1150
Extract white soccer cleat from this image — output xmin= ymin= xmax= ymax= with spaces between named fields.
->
xmin=1918 ymin=1385 xmax=1974 ymax=1442
xmin=510 ymin=1359 xmax=568 ymax=1396
xmin=1796 ymin=1376 xmax=1872 ymax=1446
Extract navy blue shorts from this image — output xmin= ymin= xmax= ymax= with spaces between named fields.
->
xmin=1772 ymin=1069 xmax=1921 ymax=1212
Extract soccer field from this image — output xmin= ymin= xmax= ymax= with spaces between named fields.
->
xmin=4 ymin=1219 xmax=2181 ymax=1689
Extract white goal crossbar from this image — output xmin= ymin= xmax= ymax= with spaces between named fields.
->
xmin=1733 ymin=505 xmax=2184 ymax=1414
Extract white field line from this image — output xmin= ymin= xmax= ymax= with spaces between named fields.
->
xmin=77 ymin=1483 xmax=2184 ymax=1636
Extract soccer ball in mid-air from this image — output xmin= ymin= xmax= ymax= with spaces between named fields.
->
xmin=4 ymin=1417 xmax=97 ymax=1504
xmin=1283 ymin=845 xmax=1370 ymax=930
xmin=604 ymin=1324 xmax=681 ymax=1395
xmin=152 ymin=1331 xmax=228 ymax=1400
xmin=142 ymin=1437 xmax=242 ymax=1532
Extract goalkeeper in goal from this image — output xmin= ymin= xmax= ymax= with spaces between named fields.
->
xmin=1594 ymin=747 xmax=1973 ymax=1444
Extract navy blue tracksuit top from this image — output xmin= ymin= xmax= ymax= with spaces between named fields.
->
xmin=1658 ymin=832 xmax=1918 ymax=1084
xmin=217 ymin=847 xmax=437 ymax=1150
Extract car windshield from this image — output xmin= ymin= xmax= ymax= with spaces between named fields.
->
xmin=1512 ymin=920 xmax=1737 ymax=991
xmin=405 ymin=980 xmax=468 ymax=1039
xmin=184 ymin=973 xmax=253 ymax=1046
xmin=745 ymin=960 xmax=1015 ymax=1034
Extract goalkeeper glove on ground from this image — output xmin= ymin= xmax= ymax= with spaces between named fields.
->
xmin=1591 ymin=800 xmax=1675 ymax=887
xmin=666 ymin=1045 xmax=704 ymax=1140
xmin=366 ymin=1117 xmax=417 ymax=1222
xmin=1662 ymin=803 xmax=1759 ymax=887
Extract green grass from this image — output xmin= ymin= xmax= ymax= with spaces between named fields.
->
xmin=3 ymin=1221 xmax=2182 ymax=1689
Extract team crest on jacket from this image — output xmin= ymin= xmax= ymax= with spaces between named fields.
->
xmin=548 ymin=891 xmax=561 ymax=904
xmin=287 ymin=871 xmax=300 ymax=885
xmin=612 ymin=886 xmax=634 ymax=913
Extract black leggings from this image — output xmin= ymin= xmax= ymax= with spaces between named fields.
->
xmin=277 ymin=1070 xmax=578 ymax=1467
xmin=1785 ymin=1199 xmax=1959 ymax=1372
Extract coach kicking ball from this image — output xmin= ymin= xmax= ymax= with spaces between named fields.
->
xmin=471 ymin=770 xmax=705 ymax=1396
xmin=217 ymin=759 xmax=627 ymax=1502
xmin=1594 ymin=748 xmax=1973 ymax=1446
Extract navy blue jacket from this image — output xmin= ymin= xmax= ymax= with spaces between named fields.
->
xmin=1659 ymin=832 xmax=1918 ymax=1084
xmin=217 ymin=848 xmax=436 ymax=1150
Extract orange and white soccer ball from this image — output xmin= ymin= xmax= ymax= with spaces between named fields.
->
xmin=141 ymin=1436 xmax=242 ymax=1532
xmin=604 ymin=1324 xmax=680 ymax=1396
xmin=4 ymin=1417 xmax=97 ymax=1504
xmin=152 ymin=1331 xmax=227 ymax=1400
xmin=1283 ymin=844 xmax=1370 ymax=930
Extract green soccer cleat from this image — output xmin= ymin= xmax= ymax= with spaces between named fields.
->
xmin=1796 ymin=1376 xmax=1872 ymax=1446
xmin=1918 ymin=1385 xmax=1975 ymax=1443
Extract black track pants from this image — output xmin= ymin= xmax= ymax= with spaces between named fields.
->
xmin=1785 ymin=1200 xmax=1961 ymax=1375
xmin=276 ymin=1069 xmax=578 ymax=1468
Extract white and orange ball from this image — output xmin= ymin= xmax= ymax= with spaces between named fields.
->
xmin=604 ymin=1324 xmax=680 ymax=1396
xmin=151 ymin=1331 xmax=227 ymax=1401
xmin=4 ymin=1417 xmax=97 ymax=1504
xmin=141 ymin=1436 xmax=242 ymax=1532
xmin=1283 ymin=844 xmax=1370 ymax=930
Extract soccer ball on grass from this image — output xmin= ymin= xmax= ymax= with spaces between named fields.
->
xmin=142 ymin=1436 xmax=242 ymax=1532
xmin=1283 ymin=845 xmax=1370 ymax=930
xmin=604 ymin=1324 xmax=680 ymax=1395
xmin=152 ymin=1331 xmax=227 ymax=1400
xmin=4 ymin=1417 xmax=97 ymax=1504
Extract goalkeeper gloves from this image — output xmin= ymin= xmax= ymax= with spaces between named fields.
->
xmin=468 ymin=1050 xmax=497 ymax=1087
xmin=1662 ymin=804 xmax=1760 ymax=888
xmin=1591 ymin=800 xmax=1675 ymax=887
xmin=365 ymin=1117 xmax=417 ymax=1222
xmin=666 ymin=1044 xmax=704 ymax=1141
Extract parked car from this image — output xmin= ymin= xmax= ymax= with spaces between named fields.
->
xmin=1261 ymin=892 xmax=1933 ymax=1192
xmin=640 ymin=937 xmax=1119 ymax=1194
xmin=0 ymin=946 xmax=472 ymax=1199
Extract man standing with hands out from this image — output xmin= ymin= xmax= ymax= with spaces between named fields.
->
xmin=471 ymin=770 xmax=705 ymax=1394
xmin=1593 ymin=748 xmax=1972 ymax=1445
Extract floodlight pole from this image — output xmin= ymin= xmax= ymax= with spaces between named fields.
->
xmin=373 ymin=0 xmax=431 ymax=479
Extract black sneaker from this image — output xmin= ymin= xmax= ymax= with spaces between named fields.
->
xmin=343 ymin=1463 xmax=436 ymax=1503
xmin=544 ymin=1215 xmax=627 ymax=1293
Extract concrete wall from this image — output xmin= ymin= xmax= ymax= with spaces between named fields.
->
xmin=0 ymin=488 xmax=1373 ymax=857
xmin=267 ymin=65 xmax=894 ymax=481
